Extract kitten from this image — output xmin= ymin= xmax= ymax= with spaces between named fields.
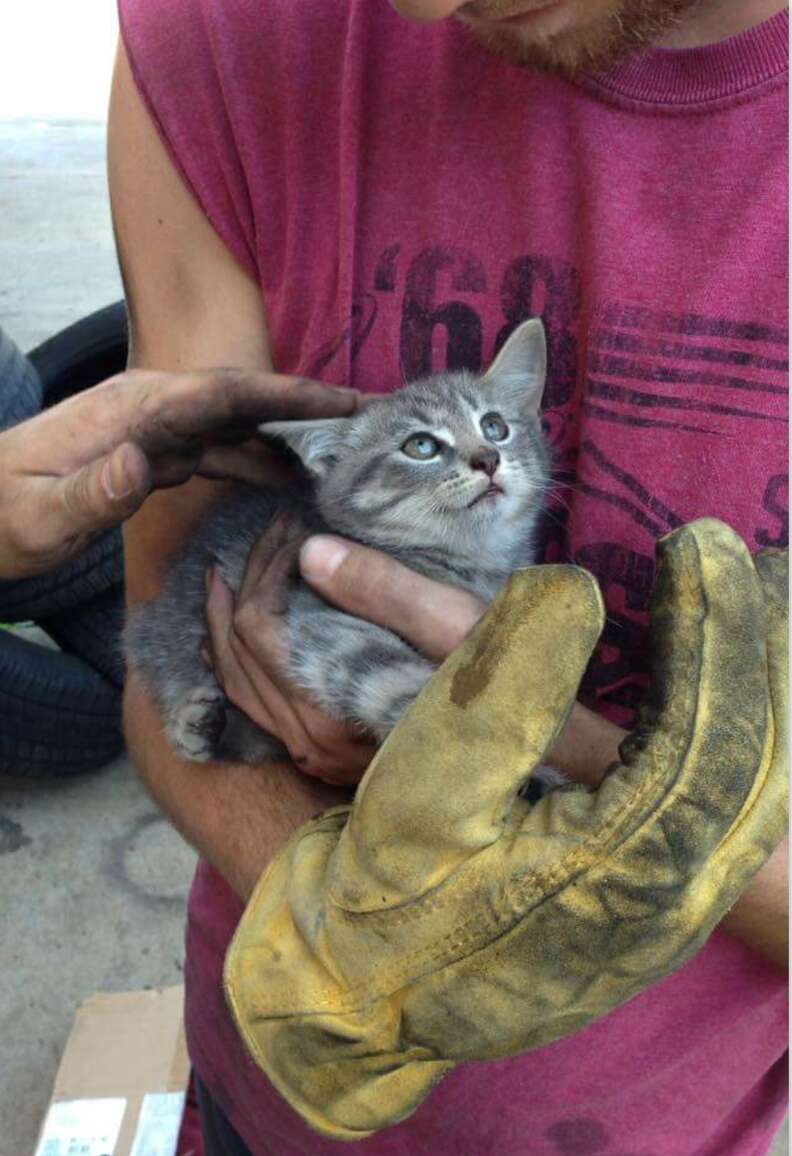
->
xmin=124 ymin=317 xmax=551 ymax=766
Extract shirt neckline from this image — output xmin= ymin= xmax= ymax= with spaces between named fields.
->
xmin=579 ymin=8 xmax=788 ymax=110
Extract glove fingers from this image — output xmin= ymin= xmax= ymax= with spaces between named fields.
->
xmin=331 ymin=564 xmax=604 ymax=911
xmin=755 ymin=547 xmax=787 ymax=744
xmin=750 ymin=547 xmax=788 ymax=836
xmin=607 ymin=521 xmax=772 ymax=850
xmin=755 ymin=547 xmax=788 ymax=728
xmin=238 ymin=1005 xmax=452 ymax=1141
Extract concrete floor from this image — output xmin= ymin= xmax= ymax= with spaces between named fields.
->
xmin=0 ymin=120 xmax=787 ymax=1156
xmin=0 ymin=121 xmax=197 ymax=1156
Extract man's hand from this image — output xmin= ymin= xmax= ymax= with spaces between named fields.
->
xmin=204 ymin=520 xmax=377 ymax=786
xmin=0 ymin=367 xmax=357 ymax=579
xmin=203 ymin=528 xmax=486 ymax=785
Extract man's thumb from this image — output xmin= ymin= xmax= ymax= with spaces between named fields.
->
xmin=58 ymin=442 xmax=152 ymax=534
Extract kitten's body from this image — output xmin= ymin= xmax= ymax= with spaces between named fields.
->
xmin=125 ymin=319 xmax=551 ymax=764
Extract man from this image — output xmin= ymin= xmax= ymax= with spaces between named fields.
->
xmin=111 ymin=0 xmax=788 ymax=1152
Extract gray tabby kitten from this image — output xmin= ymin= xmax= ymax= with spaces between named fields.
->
xmin=125 ymin=317 xmax=551 ymax=765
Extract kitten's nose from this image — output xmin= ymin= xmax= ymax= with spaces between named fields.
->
xmin=470 ymin=447 xmax=500 ymax=477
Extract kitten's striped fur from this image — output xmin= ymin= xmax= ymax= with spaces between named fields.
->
xmin=124 ymin=319 xmax=551 ymax=764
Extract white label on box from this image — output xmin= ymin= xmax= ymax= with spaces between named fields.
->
xmin=35 ymin=1098 xmax=127 ymax=1156
xmin=129 ymin=1092 xmax=186 ymax=1156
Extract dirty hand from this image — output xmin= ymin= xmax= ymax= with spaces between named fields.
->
xmin=204 ymin=518 xmax=377 ymax=786
xmin=225 ymin=520 xmax=787 ymax=1140
xmin=0 ymin=367 xmax=358 ymax=579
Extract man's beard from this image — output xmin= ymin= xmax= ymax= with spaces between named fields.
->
xmin=457 ymin=0 xmax=697 ymax=75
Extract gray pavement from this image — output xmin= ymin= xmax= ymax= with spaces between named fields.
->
xmin=0 ymin=120 xmax=123 ymax=349
xmin=0 ymin=119 xmax=787 ymax=1156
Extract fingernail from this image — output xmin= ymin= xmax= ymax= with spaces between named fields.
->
xmin=101 ymin=447 xmax=136 ymax=501
xmin=300 ymin=536 xmax=350 ymax=580
xmin=326 ymin=386 xmax=360 ymax=412
xmin=207 ymin=567 xmax=228 ymax=604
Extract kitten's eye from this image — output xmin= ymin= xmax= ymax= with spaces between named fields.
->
xmin=401 ymin=433 xmax=441 ymax=460
xmin=481 ymin=412 xmax=509 ymax=442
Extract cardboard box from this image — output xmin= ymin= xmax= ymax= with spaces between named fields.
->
xmin=34 ymin=986 xmax=190 ymax=1156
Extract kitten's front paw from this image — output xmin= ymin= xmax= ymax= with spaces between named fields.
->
xmin=166 ymin=688 xmax=226 ymax=763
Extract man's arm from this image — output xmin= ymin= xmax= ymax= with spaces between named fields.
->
xmin=110 ymin=40 xmax=348 ymax=900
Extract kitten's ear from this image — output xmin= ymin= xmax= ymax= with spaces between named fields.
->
xmin=484 ymin=318 xmax=547 ymax=416
xmin=258 ymin=418 xmax=348 ymax=477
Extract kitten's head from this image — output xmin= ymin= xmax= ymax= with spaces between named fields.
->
xmin=261 ymin=318 xmax=550 ymax=567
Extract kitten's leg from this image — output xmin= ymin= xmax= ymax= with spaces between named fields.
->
xmin=348 ymin=645 xmax=436 ymax=739
xmin=290 ymin=604 xmax=436 ymax=743
xmin=215 ymin=705 xmax=289 ymax=765
xmin=125 ymin=600 xmax=227 ymax=764
xmin=164 ymin=676 xmax=227 ymax=763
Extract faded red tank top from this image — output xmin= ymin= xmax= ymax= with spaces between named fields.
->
xmin=119 ymin=3 xmax=789 ymax=1153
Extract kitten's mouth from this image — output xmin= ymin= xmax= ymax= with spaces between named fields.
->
xmin=468 ymin=483 xmax=505 ymax=508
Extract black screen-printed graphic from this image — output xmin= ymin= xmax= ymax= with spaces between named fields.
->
xmin=399 ymin=246 xmax=487 ymax=379
xmin=756 ymin=474 xmax=789 ymax=548
xmin=586 ymin=302 xmax=788 ymax=438
xmin=307 ymin=292 xmax=379 ymax=378
xmin=496 ymin=253 xmax=581 ymax=409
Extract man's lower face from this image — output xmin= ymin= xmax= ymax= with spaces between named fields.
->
xmin=391 ymin=0 xmax=695 ymax=73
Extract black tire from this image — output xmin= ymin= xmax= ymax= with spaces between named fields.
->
xmin=29 ymin=300 xmax=129 ymax=409
xmin=40 ymin=586 xmax=127 ymax=690
xmin=0 ymin=320 xmax=42 ymax=426
xmin=0 ymin=529 xmax=123 ymax=623
xmin=0 ymin=628 xmax=124 ymax=777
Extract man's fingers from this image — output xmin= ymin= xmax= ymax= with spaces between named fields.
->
xmin=196 ymin=441 xmax=306 ymax=487
xmin=204 ymin=566 xmax=237 ymax=689
xmin=300 ymin=536 xmax=484 ymax=662
xmin=54 ymin=442 xmax=151 ymax=538
xmin=203 ymin=556 xmax=375 ymax=786
xmin=238 ymin=517 xmax=304 ymax=606
xmin=147 ymin=449 xmax=204 ymax=490
xmin=227 ymin=632 xmax=374 ymax=784
xmin=3 ymin=443 xmax=152 ymax=575
xmin=131 ymin=370 xmax=361 ymax=454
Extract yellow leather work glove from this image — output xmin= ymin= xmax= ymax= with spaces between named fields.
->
xmin=225 ymin=520 xmax=787 ymax=1141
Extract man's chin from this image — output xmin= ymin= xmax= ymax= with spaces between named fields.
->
xmin=457 ymin=0 xmax=693 ymax=76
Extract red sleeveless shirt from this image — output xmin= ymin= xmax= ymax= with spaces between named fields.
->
xmin=119 ymin=3 xmax=788 ymax=1152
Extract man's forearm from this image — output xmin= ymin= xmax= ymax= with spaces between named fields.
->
xmin=548 ymin=702 xmax=623 ymax=787
xmin=124 ymin=676 xmax=350 ymax=901
xmin=720 ymin=838 xmax=788 ymax=969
